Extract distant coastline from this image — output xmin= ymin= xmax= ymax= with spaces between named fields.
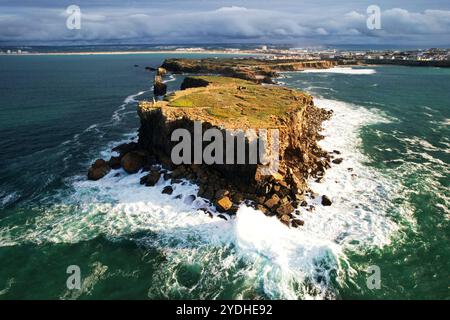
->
xmin=2 ymin=47 xmax=449 ymax=68
xmin=364 ymin=59 xmax=450 ymax=68
xmin=0 ymin=50 xmax=261 ymax=56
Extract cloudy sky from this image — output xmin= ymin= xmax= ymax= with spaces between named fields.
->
xmin=1 ymin=0 xmax=450 ymax=46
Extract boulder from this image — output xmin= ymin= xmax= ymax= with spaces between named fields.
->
xmin=112 ymin=142 xmax=138 ymax=156
xmin=162 ymin=186 xmax=173 ymax=195
xmin=332 ymin=158 xmax=343 ymax=164
xmin=280 ymin=197 xmax=290 ymax=205
xmin=264 ymin=194 xmax=280 ymax=209
xmin=108 ymin=156 xmax=121 ymax=169
xmin=121 ymin=152 xmax=146 ymax=174
xmin=321 ymin=195 xmax=332 ymax=206
xmin=271 ymin=172 xmax=284 ymax=182
xmin=276 ymin=203 xmax=294 ymax=216
xmin=256 ymin=204 xmax=269 ymax=215
xmin=216 ymin=196 xmax=233 ymax=212
xmin=280 ymin=214 xmax=291 ymax=225
xmin=87 ymin=159 xmax=110 ymax=181
xmin=145 ymin=171 xmax=161 ymax=186
xmin=257 ymin=196 xmax=266 ymax=205
xmin=292 ymin=219 xmax=305 ymax=228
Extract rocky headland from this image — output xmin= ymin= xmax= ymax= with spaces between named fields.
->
xmin=161 ymin=58 xmax=337 ymax=84
xmin=88 ymin=58 xmax=340 ymax=227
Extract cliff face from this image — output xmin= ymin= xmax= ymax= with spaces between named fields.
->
xmin=136 ymin=76 xmax=332 ymax=225
xmin=88 ymin=61 xmax=335 ymax=227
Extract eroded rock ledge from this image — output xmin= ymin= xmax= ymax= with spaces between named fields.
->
xmin=88 ymin=60 xmax=337 ymax=227
xmin=162 ymin=58 xmax=337 ymax=83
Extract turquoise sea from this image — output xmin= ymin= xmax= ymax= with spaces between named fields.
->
xmin=0 ymin=54 xmax=448 ymax=299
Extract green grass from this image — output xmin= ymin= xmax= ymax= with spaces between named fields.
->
xmin=162 ymin=76 xmax=310 ymax=128
xmin=169 ymin=98 xmax=194 ymax=108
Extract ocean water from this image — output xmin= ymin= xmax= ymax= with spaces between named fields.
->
xmin=0 ymin=55 xmax=448 ymax=299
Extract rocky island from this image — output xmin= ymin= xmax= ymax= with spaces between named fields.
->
xmin=161 ymin=57 xmax=337 ymax=83
xmin=88 ymin=58 xmax=339 ymax=227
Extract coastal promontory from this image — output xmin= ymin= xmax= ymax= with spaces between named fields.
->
xmin=88 ymin=58 xmax=337 ymax=227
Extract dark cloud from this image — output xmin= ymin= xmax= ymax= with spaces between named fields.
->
xmin=0 ymin=1 xmax=449 ymax=45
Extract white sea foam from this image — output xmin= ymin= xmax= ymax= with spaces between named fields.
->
xmin=124 ymin=90 xmax=146 ymax=104
xmin=0 ymin=278 xmax=15 ymax=296
xmin=0 ymin=191 xmax=19 ymax=208
xmin=163 ymin=74 xmax=177 ymax=83
xmin=0 ymin=93 xmax=411 ymax=299
xmin=112 ymin=90 xmax=147 ymax=122
xmin=0 ymin=75 xmax=418 ymax=299
xmin=301 ymin=67 xmax=376 ymax=75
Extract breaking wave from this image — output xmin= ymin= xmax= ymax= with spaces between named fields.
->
xmin=301 ymin=67 xmax=376 ymax=75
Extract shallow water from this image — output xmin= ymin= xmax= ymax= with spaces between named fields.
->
xmin=0 ymin=55 xmax=448 ymax=299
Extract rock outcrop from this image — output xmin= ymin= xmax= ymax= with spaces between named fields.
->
xmin=153 ymin=75 xmax=167 ymax=96
xmin=162 ymin=58 xmax=337 ymax=83
xmin=87 ymin=159 xmax=111 ymax=180
xmin=88 ymin=59 xmax=338 ymax=227
xmin=136 ymin=75 xmax=333 ymax=226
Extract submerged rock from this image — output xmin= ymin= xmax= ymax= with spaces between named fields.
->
xmin=142 ymin=170 xmax=161 ymax=187
xmin=162 ymin=185 xmax=174 ymax=195
xmin=321 ymin=195 xmax=332 ymax=206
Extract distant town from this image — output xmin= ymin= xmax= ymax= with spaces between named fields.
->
xmin=1 ymin=45 xmax=450 ymax=67
xmin=249 ymin=46 xmax=450 ymax=67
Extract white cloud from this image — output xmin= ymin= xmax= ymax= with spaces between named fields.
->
xmin=0 ymin=5 xmax=449 ymax=45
